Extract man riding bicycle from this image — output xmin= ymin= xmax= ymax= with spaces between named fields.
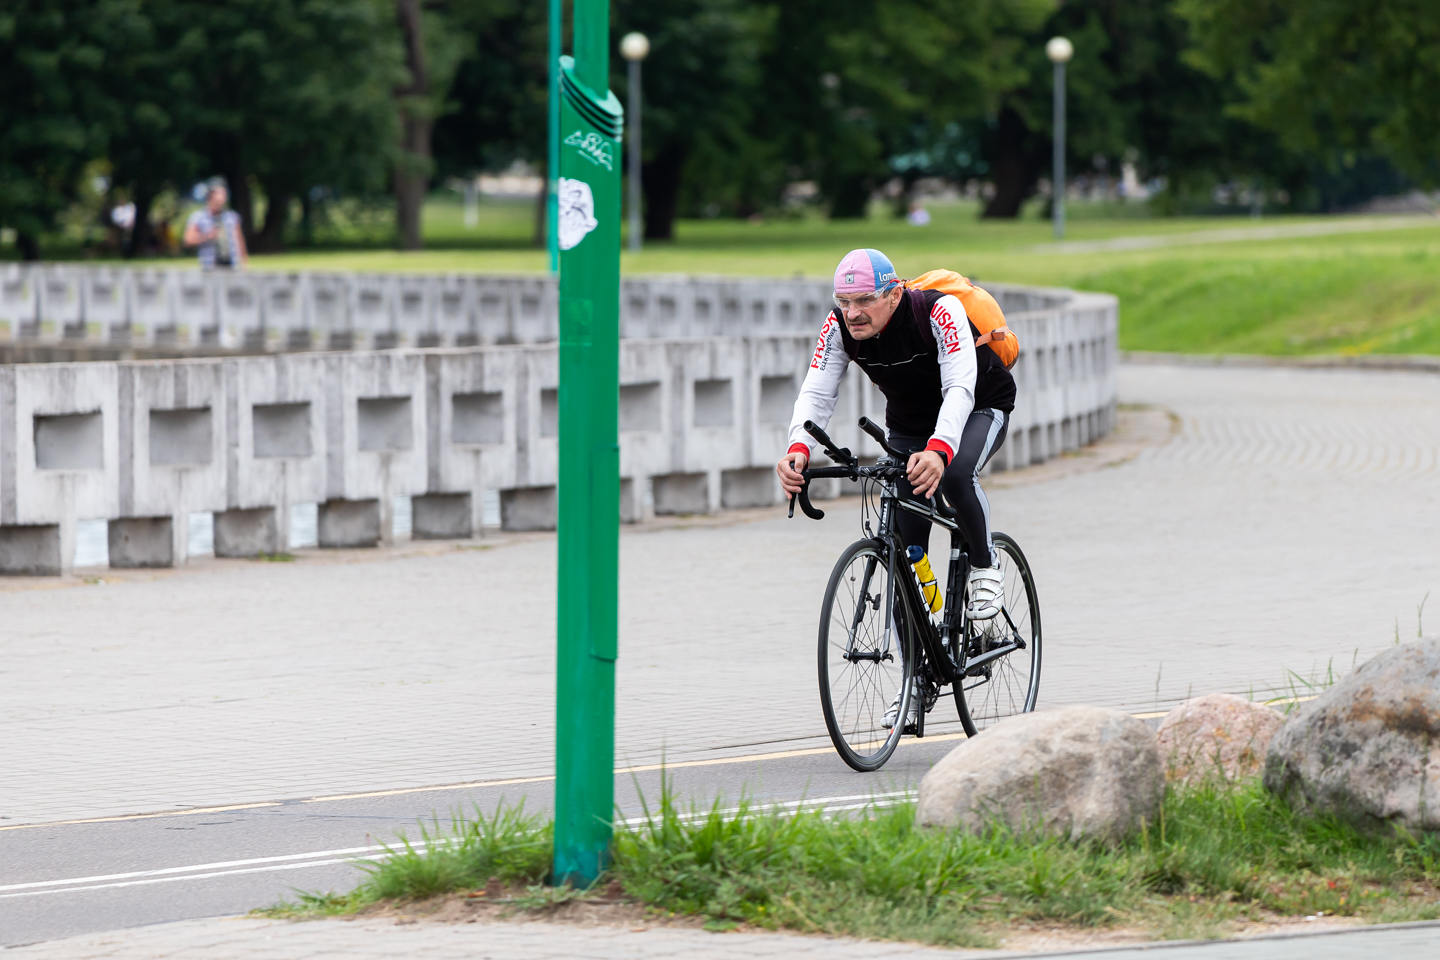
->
xmin=775 ymin=248 xmax=1017 ymax=727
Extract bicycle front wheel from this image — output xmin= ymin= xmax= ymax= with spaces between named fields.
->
xmin=956 ymin=531 xmax=1041 ymax=736
xmin=817 ymin=539 xmax=914 ymax=771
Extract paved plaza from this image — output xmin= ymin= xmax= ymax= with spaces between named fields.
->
xmin=3 ymin=361 xmax=1439 ymax=828
xmin=3 ymin=359 xmax=1439 ymax=957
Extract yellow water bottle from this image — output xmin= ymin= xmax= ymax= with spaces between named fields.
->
xmin=907 ymin=545 xmax=942 ymax=614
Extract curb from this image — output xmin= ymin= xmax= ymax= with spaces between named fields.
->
xmin=1003 ymin=918 xmax=1440 ymax=959
xmin=1121 ymin=351 xmax=1440 ymax=374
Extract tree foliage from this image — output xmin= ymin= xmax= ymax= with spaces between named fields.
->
xmin=0 ymin=1 xmax=114 ymax=256
xmin=4 ymin=0 xmax=1437 ymax=259
xmin=1179 ymin=0 xmax=1440 ymax=189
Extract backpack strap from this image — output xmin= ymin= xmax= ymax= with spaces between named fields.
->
xmin=974 ymin=324 xmax=1012 ymax=348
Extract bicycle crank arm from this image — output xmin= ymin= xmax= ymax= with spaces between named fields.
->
xmin=963 ymin=641 xmax=1021 ymax=676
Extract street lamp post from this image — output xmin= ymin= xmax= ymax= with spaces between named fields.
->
xmin=1046 ymin=36 xmax=1073 ymax=240
xmin=553 ymin=0 xmax=623 ymax=888
xmin=620 ymin=32 xmax=649 ymax=252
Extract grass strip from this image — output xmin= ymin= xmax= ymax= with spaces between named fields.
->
xmin=261 ymin=778 xmax=1440 ymax=946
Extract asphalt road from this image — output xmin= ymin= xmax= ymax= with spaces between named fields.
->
xmin=1 ymin=739 xmax=963 ymax=947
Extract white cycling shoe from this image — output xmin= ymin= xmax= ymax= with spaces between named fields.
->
xmin=881 ymin=680 xmax=920 ymax=731
xmin=966 ymin=551 xmax=1005 ymax=621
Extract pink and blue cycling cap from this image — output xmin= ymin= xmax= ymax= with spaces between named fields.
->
xmin=833 ymin=248 xmax=899 ymax=296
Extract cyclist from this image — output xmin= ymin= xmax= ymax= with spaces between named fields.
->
xmin=775 ymin=248 xmax=1017 ymax=727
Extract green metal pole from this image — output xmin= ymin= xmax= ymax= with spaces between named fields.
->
xmin=552 ymin=0 xmax=623 ymax=887
xmin=547 ymin=0 xmax=561 ymax=272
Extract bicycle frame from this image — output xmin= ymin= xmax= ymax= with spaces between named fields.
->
xmin=872 ymin=474 xmax=967 ymax=688
xmin=795 ymin=416 xmax=1024 ymax=691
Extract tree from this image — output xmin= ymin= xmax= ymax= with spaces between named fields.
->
xmin=746 ymin=0 xmax=1055 ymax=220
xmin=432 ymin=1 xmax=549 ymax=182
xmin=245 ymin=0 xmax=403 ymax=250
xmin=91 ymin=0 xmax=403 ymax=254
xmin=610 ymin=0 xmax=774 ymax=239
xmin=0 ymin=2 xmax=114 ymax=259
xmin=430 ymin=0 xmax=550 ymax=245
xmin=1178 ymin=0 xmax=1440 ymax=189
xmin=394 ymin=0 xmax=466 ymax=250
xmin=80 ymin=1 xmax=205 ymax=257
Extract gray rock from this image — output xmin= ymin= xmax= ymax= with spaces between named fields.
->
xmin=916 ymin=705 xmax=1162 ymax=842
xmin=1264 ymin=638 xmax=1440 ymax=830
xmin=1157 ymin=693 xmax=1284 ymax=784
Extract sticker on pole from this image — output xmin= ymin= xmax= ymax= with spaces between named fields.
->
xmin=558 ymin=178 xmax=599 ymax=251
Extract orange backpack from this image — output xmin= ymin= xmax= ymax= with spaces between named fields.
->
xmin=908 ymin=269 xmax=1018 ymax=369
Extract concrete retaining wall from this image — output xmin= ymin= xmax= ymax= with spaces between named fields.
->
xmin=0 ymin=284 xmax=1116 ymax=574
xmin=2 ymin=265 xmax=1074 ymax=349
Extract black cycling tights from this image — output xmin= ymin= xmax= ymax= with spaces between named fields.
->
xmin=890 ymin=408 xmax=1009 ymax=569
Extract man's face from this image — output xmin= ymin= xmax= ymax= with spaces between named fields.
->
xmin=207 ymin=187 xmax=227 ymax=213
xmin=835 ymin=286 xmax=899 ymax=340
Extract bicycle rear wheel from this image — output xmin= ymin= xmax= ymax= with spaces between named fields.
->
xmin=955 ymin=531 xmax=1041 ymax=736
xmin=817 ymin=539 xmax=914 ymax=771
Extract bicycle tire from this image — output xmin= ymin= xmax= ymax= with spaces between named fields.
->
xmin=955 ymin=531 xmax=1042 ymax=736
xmin=817 ymin=539 xmax=915 ymax=771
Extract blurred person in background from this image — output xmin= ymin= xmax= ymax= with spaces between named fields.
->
xmin=183 ymin=180 xmax=247 ymax=269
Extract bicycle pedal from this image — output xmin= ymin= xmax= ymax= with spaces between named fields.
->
xmin=901 ymin=721 xmax=921 ymax=736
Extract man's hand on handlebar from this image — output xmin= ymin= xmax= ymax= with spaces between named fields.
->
xmin=777 ymin=450 xmax=809 ymax=495
xmin=906 ymin=450 xmax=945 ymax=499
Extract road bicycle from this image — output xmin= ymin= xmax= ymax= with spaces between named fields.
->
xmin=789 ymin=417 xmax=1042 ymax=772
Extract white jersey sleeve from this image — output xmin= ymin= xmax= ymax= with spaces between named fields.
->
xmin=926 ymin=293 xmax=977 ymax=462
xmin=786 ymin=312 xmax=849 ymax=456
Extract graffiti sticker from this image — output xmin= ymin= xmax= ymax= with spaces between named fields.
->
xmin=557 ymin=178 xmax=599 ymax=251
xmin=564 ymin=130 xmax=615 ymax=171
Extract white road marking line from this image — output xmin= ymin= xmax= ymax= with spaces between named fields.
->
xmin=0 ymin=844 xmax=396 ymax=893
xmin=0 ymin=858 xmax=378 ymax=900
xmin=0 ymin=792 xmax=913 ymax=900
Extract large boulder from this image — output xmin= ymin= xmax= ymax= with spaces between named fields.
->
xmin=1264 ymin=638 xmax=1440 ymax=830
xmin=1157 ymin=693 xmax=1284 ymax=784
xmin=916 ymin=706 xmax=1162 ymax=842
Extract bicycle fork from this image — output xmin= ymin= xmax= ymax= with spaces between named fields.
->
xmin=844 ymin=555 xmax=892 ymax=664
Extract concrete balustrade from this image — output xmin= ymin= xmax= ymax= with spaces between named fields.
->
xmin=0 ymin=362 xmax=120 ymax=573
xmin=217 ymin=353 xmax=329 ymax=556
xmin=3 ymin=267 xmax=1077 ymax=350
xmin=0 ymin=274 xmax=1117 ymax=575
xmin=112 ymin=359 xmax=228 ymax=567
